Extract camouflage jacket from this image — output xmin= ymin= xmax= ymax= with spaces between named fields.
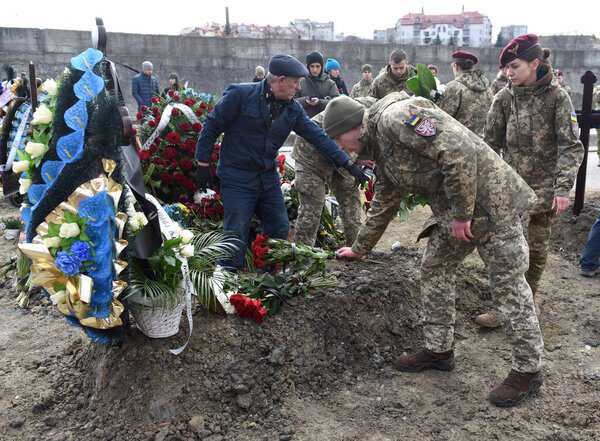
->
xmin=352 ymin=93 xmax=537 ymax=255
xmin=594 ymin=85 xmax=600 ymax=110
xmin=484 ymin=63 xmax=584 ymax=213
xmin=369 ymin=65 xmax=417 ymax=99
xmin=490 ymin=73 xmax=508 ymax=95
xmin=438 ymin=69 xmax=493 ymax=136
xmin=561 ymin=82 xmax=574 ymax=101
xmin=291 ymin=96 xmax=376 ymax=178
xmin=350 ymin=79 xmax=373 ymax=98
xmin=294 ymin=74 xmax=340 ymax=118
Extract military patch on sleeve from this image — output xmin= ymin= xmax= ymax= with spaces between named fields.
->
xmin=406 ymin=112 xmax=436 ymax=137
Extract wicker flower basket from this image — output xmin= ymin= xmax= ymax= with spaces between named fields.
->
xmin=128 ymin=285 xmax=185 ymax=338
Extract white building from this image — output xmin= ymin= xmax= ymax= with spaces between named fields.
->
xmin=396 ymin=11 xmax=492 ymax=47
xmin=294 ymin=19 xmax=335 ymax=41
xmin=500 ymin=25 xmax=528 ymax=42
xmin=373 ymin=29 xmax=387 ymax=43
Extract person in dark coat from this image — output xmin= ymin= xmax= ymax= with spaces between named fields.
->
xmin=295 ymin=51 xmax=339 ymax=118
xmin=162 ymin=72 xmax=183 ymax=96
xmin=195 ymin=54 xmax=368 ymax=270
xmin=325 ymin=58 xmax=349 ymax=96
xmin=253 ymin=66 xmax=265 ymax=82
xmin=132 ymin=61 xmax=159 ymax=110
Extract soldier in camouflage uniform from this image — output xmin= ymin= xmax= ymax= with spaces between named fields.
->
xmin=557 ymin=70 xmax=574 ymax=102
xmin=438 ymin=51 xmax=494 ymax=137
xmin=490 ymin=67 xmax=509 ymax=94
xmin=369 ymin=50 xmax=417 ymax=99
xmin=478 ymin=34 xmax=584 ymax=328
xmin=328 ymin=94 xmax=544 ymax=408
xmin=350 ymin=64 xmax=374 ymax=98
xmin=293 ymin=96 xmax=376 ymax=246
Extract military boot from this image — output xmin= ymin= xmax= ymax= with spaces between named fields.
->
xmin=395 ymin=348 xmax=455 ymax=373
xmin=489 ymin=369 xmax=543 ymax=407
xmin=475 ymin=312 xmax=500 ymax=328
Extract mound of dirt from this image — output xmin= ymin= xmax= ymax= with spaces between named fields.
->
xmin=551 ymin=198 xmax=600 ymax=263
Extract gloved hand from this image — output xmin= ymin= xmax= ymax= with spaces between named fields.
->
xmin=343 ymin=160 xmax=369 ymax=189
xmin=195 ymin=165 xmax=214 ymax=191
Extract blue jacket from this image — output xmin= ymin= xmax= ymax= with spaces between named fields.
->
xmin=196 ymin=80 xmax=350 ymax=189
xmin=132 ymin=73 xmax=159 ymax=109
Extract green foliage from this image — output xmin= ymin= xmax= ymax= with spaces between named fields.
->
xmin=447 ymin=36 xmax=456 ymax=46
xmin=433 ymin=35 xmax=442 ymax=45
xmin=407 ymin=64 xmax=438 ymax=101
xmin=397 ymin=193 xmax=428 ymax=221
xmin=495 ymin=33 xmax=506 ymax=48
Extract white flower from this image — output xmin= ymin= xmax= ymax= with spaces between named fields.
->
xmin=180 ymin=229 xmax=194 ymax=244
xmin=135 ymin=212 xmax=147 ymax=228
xmin=179 ymin=243 xmax=194 ymax=257
xmin=12 ymin=160 xmax=30 ymax=173
xmin=18 ymin=177 xmax=31 ymax=194
xmin=50 ymin=290 xmax=66 ymax=305
xmin=128 ymin=220 xmax=140 ymax=233
xmin=194 ymin=188 xmax=216 ymax=204
xmin=31 ymin=104 xmax=53 ymax=125
xmin=280 ymin=183 xmax=292 ymax=194
xmin=44 ymin=236 xmax=62 ymax=248
xmin=42 ymin=78 xmax=58 ymax=96
xmin=25 ymin=141 xmax=48 ymax=159
xmin=59 ymin=222 xmax=80 ymax=238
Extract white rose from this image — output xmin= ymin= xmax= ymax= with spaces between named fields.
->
xmin=12 ymin=160 xmax=30 ymax=173
xmin=25 ymin=141 xmax=48 ymax=159
xmin=18 ymin=177 xmax=31 ymax=194
xmin=59 ymin=222 xmax=80 ymax=238
xmin=180 ymin=229 xmax=194 ymax=244
xmin=42 ymin=78 xmax=58 ymax=96
xmin=135 ymin=212 xmax=148 ymax=228
xmin=50 ymin=290 xmax=66 ymax=305
xmin=44 ymin=236 xmax=62 ymax=248
xmin=179 ymin=243 xmax=194 ymax=257
xmin=31 ymin=104 xmax=53 ymax=125
xmin=280 ymin=183 xmax=291 ymax=194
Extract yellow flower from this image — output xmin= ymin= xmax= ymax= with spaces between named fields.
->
xmin=25 ymin=141 xmax=48 ymax=159
xmin=31 ymin=104 xmax=53 ymax=125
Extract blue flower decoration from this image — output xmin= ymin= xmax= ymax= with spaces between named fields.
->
xmin=70 ymin=240 xmax=92 ymax=262
xmin=78 ymin=191 xmax=110 ymax=227
xmin=40 ymin=161 xmax=66 ymax=185
xmin=64 ymin=99 xmax=88 ymax=131
xmin=55 ymin=251 xmax=82 ymax=277
xmin=56 ymin=129 xmax=85 ymax=163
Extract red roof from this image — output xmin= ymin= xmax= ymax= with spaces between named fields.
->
xmin=400 ymin=11 xmax=486 ymax=30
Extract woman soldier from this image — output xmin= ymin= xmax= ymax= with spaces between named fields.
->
xmin=438 ymin=51 xmax=493 ymax=137
xmin=477 ymin=34 xmax=584 ymax=328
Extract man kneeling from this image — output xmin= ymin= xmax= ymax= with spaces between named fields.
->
xmin=328 ymin=95 xmax=544 ymax=408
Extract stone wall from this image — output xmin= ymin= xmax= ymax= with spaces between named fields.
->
xmin=2 ymin=27 xmax=599 ymax=113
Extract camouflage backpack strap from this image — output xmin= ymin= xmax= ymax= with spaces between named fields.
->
xmin=500 ymin=87 xmax=512 ymax=123
xmin=545 ymin=86 xmax=559 ymax=123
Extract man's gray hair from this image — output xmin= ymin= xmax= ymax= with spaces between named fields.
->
xmin=266 ymin=72 xmax=280 ymax=83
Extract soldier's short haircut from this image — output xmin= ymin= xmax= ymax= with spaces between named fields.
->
xmin=389 ymin=50 xmax=408 ymax=64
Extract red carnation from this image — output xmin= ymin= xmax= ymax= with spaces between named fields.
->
xmin=151 ymin=107 xmax=159 ymax=116
xmin=151 ymin=96 xmax=160 ymax=103
xmin=187 ymin=146 xmax=196 ymax=156
xmin=210 ymin=167 xmax=216 ymax=177
xmin=148 ymin=144 xmax=157 ymax=154
xmin=200 ymin=102 xmax=207 ymax=109
xmin=169 ymin=161 xmax=177 ymax=169
xmin=214 ymin=144 xmax=220 ymax=151
xmin=160 ymin=173 xmax=173 ymax=185
xmin=192 ymin=123 xmax=202 ymax=133
xmin=211 ymin=153 xmax=218 ymax=162
xmin=148 ymin=120 xmax=156 ymax=127
xmin=253 ymin=306 xmax=267 ymax=323
xmin=155 ymin=116 xmax=161 ymax=124
xmin=195 ymin=108 xmax=203 ymax=116
xmin=136 ymin=112 xmax=144 ymax=120
xmin=180 ymin=159 xmax=193 ymax=171
xmin=171 ymin=108 xmax=180 ymax=117
xmin=153 ymin=157 xmax=167 ymax=167
xmin=177 ymin=143 xmax=185 ymax=151
xmin=185 ymin=139 xmax=197 ymax=150
xmin=173 ymin=95 xmax=181 ymax=102
xmin=154 ymin=137 xmax=162 ymax=145
xmin=208 ymin=105 xmax=214 ymax=113
xmin=168 ymin=90 xmax=175 ymax=97
xmin=179 ymin=195 xmax=189 ymax=204
xmin=138 ymin=150 xmax=150 ymax=161
xmin=140 ymin=105 xmax=148 ymax=112
xmin=173 ymin=171 xmax=184 ymax=182
xmin=184 ymin=99 xmax=196 ymax=106
xmin=163 ymin=147 xmax=177 ymax=159
xmin=166 ymin=132 xmax=181 ymax=144
xmin=179 ymin=123 xmax=191 ymax=131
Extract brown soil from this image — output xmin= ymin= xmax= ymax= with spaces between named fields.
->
xmin=1 ymin=198 xmax=599 ymax=441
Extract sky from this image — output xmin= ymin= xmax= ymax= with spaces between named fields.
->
xmin=1 ymin=0 xmax=598 ymax=40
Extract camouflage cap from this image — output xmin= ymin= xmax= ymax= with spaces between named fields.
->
xmin=361 ymin=64 xmax=373 ymax=73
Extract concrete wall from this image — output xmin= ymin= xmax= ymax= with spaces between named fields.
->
xmin=2 ymin=27 xmax=599 ymax=114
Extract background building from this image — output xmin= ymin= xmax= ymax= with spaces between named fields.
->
xmin=396 ymin=10 xmax=492 ymax=47
xmin=293 ymin=19 xmax=335 ymax=41
xmin=499 ymin=25 xmax=528 ymax=42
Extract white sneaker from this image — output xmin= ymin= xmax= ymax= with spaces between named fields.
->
xmin=581 ymin=269 xmax=598 ymax=277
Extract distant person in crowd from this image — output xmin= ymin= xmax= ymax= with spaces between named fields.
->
xmin=478 ymin=34 xmax=584 ymax=328
xmin=350 ymin=64 xmax=374 ymax=98
xmin=162 ymin=73 xmax=183 ymax=97
xmin=370 ymin=49 xmax=417 ymax=99
xmin=427 ymin=64 xmax=444 ymax=91
xmin=491 ymin=66 xmax=509 ymax=94
xmin=292 ymin=96 xmax=376 ymax=248
xmin=438 ymin=51 xmax=493 ymax=137
xmin=132 ymin=61 xmax=159 ymax=110
xmin=580 ymin=210 xmax=600 ymax=277
xmin=253 ymin=66 xmax=265 ymax=82
xmin=556 ymin=70 xmax=574 ymax=101
xmin=331 ymin=94 xmax=544 ymax=408
xmin=325 ymin=58 xmax=349 ymax=96
xmin=295 ymin=51 xmax=339 ymax=118
xmin=194 ymin=54 xmax=367 ymax=270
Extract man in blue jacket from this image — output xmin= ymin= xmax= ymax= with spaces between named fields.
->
xmin=195 ymin=54 xmax=368 ymax=270
xmin=132 ymin=61 xmax=159 ymax=110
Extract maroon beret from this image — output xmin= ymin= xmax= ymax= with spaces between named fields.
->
xmin=557 ymin=69 xmax=564 ymax=76
xmin=452 ymin=51 xmax=478 ymax=64
xmin=499 ymin=34 xmax=539 ymax=68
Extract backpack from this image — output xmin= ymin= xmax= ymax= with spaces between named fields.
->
xmin=499 ymin=86 xmax=559 ymax=123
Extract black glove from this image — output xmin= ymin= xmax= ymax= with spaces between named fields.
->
xmin=195 ymin=165 xmax=214 ymax=191
xmin=343 ymin=160 xmax=369 ymax=189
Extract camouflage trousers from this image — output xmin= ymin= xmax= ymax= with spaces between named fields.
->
xmin=294 ymin=163 xmax=362 ymax=247
xmin=521 ymin=210 xmax=556 ymax=295
xmin=421 ymin=215 xmax=543 ymax=373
